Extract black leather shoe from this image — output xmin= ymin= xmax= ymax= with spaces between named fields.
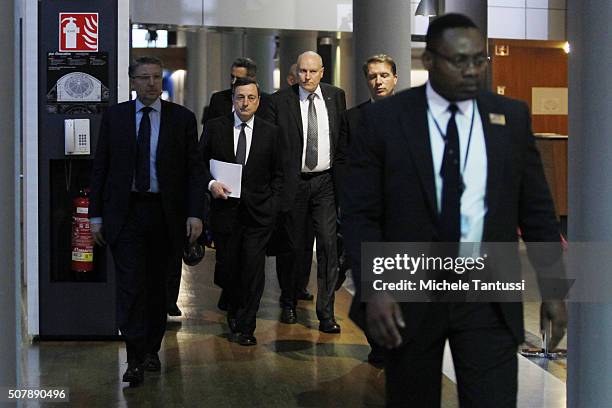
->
xmin=167 ymin=303 xmax=182 ymax=317
xmin=143 ymin=353 xmax=161 ymax=372
xmin=238 ymin=334 xmax=257 ymax=346
xmin=122 ymin=364 xmax=144 ymax=386
xmin=227 ymin=317 xmax=238 ymax=334
xmin=228 ymin=332 xmax=241 ymax=343
xmin=296 ymin=290 xmax=314 ymax=301
xmin=319 ymin=319 xmax=341 ymax=334
xmin=280 ymin=307 xmax=297 ymax=324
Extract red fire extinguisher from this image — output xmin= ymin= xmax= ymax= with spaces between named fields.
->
xmin=71 ymin=188 xmax=94 ymax=273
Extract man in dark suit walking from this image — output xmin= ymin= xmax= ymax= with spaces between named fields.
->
xmin=343 ymin=14 xmax=567 ymax=406
xmin=271 ymin=61 xmax=315 ymax=304
xmin=268 ymin=51 xmax=346 ymax=332
xmin=201 ymin=77 xmax=283 ymax=346
xmin=335 ymin=53 xmax=398 ymax=367
xmin=201 ymin=57 xmax=271 ymax=313
xmin=202 ymin=57 xmax=270 ymax=127
xmin=89 ymin=56 xmax=205 ymax=386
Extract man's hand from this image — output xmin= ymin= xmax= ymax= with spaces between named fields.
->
xmin=91 ymin=223 xmax=106 ymax=246
xmin=210 ymin=181 xmax=231 ymax=200
xmin=540 ymin=300 xmax=567 ymax=350
xmin=186 ymin=217 xmax=203 ymax=243
xmin=366 ymin=292 xmax=406 ymax=349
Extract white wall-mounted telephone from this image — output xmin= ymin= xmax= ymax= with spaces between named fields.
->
xmin=64 ymin=118 xmax=91 ymax=155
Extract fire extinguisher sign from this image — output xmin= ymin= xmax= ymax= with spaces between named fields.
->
xmin=59 ymin=13 xmax=99 ymax=52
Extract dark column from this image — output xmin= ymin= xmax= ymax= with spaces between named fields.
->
xmin=0 ymin=0 xmax=18 ymax=398
xmin=567 ymin=1 xmax=612 ymax=406
xmin=245 ymin=33 xmax=276 ymax=93
xmin=443 ymin=0 xmax=487 ymax=36
xmin=279 ymin=31 xmax=317 ymax=87
xmin=352 ymin=0 xmax=412 ymax=103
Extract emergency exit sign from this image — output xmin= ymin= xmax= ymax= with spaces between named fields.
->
xmin=59 ymin=13 xmax=99 ymax=52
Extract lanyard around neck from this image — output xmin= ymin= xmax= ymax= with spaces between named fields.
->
xmin=428 ymin=100 xmax=476 ymax=176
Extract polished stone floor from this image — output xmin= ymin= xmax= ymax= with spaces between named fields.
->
xmin=21 ymin=252 xmax=567 ymax=407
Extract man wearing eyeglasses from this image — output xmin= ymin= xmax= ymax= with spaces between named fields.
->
xmin=90 ymin=56 xmax=205 ymax=385
xmin=201 ymin=77 xmax=283 ymax=346
xmin=343 ymin=14 xmax=567 ymax=406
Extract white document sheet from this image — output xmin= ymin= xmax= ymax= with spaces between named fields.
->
xmin=210 ymin=159 xmax=242 ymax=198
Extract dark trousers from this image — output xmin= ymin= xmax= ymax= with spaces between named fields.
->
xmin=385 ymin=303 xmax=518 ymax=407
xmin=215 ymin=206 xmax=274 ymax=335
xmin=166 ymin=257 xmax=182 ymax=307
xmin=275 ymin=212 xmax=296 ymax=306
xmin=276 ymin=210 xmax=314 ymax=297
xmin=279 ymin=172 xmax=338 ymax=321
xmin=110 ymin=195 xmax=174 ymax=365
xmin=298 ymin=223 xmax=315 ymax=292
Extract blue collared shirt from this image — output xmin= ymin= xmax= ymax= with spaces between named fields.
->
xmin=90 ymin=98 xmax=162 ymax=225
xmin=135 ymin=97 xmax=161 ymax=193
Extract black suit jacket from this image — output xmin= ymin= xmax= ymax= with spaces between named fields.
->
xmin=335 ymin=100 xmax=370 ymax=206
xmin=202 ymin=88 xmax=271 ymax=126
xmin=90 ymin=100 xmax=206 ymax=253
xmin=200 ymin=114 xmax=283 ymax=232
xmin=343 ymin=85 xmax=561 ymax=344
xmin=266 ymin=83 xmax=346 ymax=210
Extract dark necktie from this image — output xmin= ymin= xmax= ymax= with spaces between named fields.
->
xmin=136 ymin=106 xmax=153 ymax=192
xmin=439 ymin=104 xmax=461 ymax=242
xmin=236 ymin=122 xmax=247 ymax=165
xmin=305 ymin=93 xmax=318 ymax=170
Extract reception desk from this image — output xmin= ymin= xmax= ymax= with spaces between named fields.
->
xmin=534 ymin=134 xmax=568 ymax=216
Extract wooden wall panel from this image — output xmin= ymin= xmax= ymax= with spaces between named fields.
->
xmin=535 ymin=138 xmax=568 ymax=216
xmin=490 ymin=40 xmax=568 ymax=135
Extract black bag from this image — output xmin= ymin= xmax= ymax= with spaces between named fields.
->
xmin=183 ymin=240 xmax=205 ymax=266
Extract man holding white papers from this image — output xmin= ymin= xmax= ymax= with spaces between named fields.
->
xmin=200 ymin=77 xmax=284 ymax=346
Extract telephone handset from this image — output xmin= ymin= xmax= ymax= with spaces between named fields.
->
xmin=64 ymin=118 xmax=91 ymax=155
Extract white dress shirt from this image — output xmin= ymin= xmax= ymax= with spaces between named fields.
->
xmin=208 ymin=113 xmax=255 ymax=191
xmin=232 ymin=112 xmax=254 ymax=162
xmin=298 ymin=85 xmax=331 ymax=172
xmin=426 ymin=82 xmax=488 ymax=242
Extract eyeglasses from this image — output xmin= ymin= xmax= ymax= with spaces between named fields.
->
xmin=426 ymin=48 xmax=489 ymax=70
xmin=132 ymin=74 xmax=163 ymax=82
